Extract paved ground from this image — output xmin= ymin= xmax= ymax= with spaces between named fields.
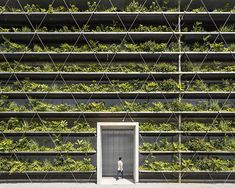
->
xmin=101 ymin=177 xmax=134 ymax=184
xmin=0 ymin=183 xmax=234 ymax=188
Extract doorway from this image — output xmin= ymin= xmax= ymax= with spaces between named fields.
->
xmin=102 ymin=129 xmax=133 ymax=177
xmin=97 ymin=122 xmax=139 ymax=184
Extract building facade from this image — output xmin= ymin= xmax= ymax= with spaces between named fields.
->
xmin=0 ymin=0 xmax=234 ymax=183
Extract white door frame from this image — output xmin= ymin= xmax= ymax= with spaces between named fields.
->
xmin=97 ymin=122 xmax=139 ymax=184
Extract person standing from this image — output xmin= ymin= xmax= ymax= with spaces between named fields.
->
xmin=116 ymin=157 xmax=123 ymax=180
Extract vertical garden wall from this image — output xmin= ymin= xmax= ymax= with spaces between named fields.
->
xmin=0 ymin=0 xmax=234 ymax=183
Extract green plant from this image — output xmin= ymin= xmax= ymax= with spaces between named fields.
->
xmin=183 ymin=41 xmax=235 ymax=52
xmin=140 ymin=41 xmax=167 ymax=52
xmin=1 ymin=38 xmax=178 ymax=52
xmin=0 ymin=23 xmax=174 ymax=33
xmin=0 ymin=37 xmax=30 ymax=52
xmin=185 ymin=80 xmax=208 ymax=91
xmin=181 ymin=158 xmax=235 ymax=171
xmin=182 ymin=61 xmax=235 ymax=72
xmin=181 ymin=120 xmax=235 ymax=131
xmin=148 ymin=1 xmax=161 ymax=11
xmin=183 ymin=137 xmax=235 ymax=151
xmin=0 ymin=1 xmax=233 ymax=13
xmin=1 ymin=96 xmax=235 ymax=112
xmin=0 ymin=139 xmax=14 ymax=151
xmin=23 ymin=4 xmax=43 ymax=12
xmin=166 ymin=100 xmax=194 ymax=111
xmin=86 ymin=2 xmax=98 ymax=12
xmin=191 ymin=7 xmax=206 ymax=12
xmin=183 ymin=22 xmax=205 ymax=32
xmin=0 ymin=118 xmax=95 ymax=132
xmin=0 ymin=79 xmax=181 ymax=93
xmin=0 ymin=157 xmax=95 ymax=173
xmin=220 ymin=24 xmax=235 ymax=32
xmin=140 ymin=156 xmax=235 ymax=172
xmin=184 ymin=79 xmax=235 ymax=92
xmin=192 ymin=22 xmax=204 ymax=32
xmin=140 ymin=138 xmax=186 ymax=151
xmin=140 ymin=137 xmax=235 ymax=152
xmin=125 ymin=0 xmax=147 ymax=12
xmin=0 ymin=136 xmax=95 ymax=152
xmin=152 ymin=63 xmax=177 ymax=72
xmin=159 ymin=79 xmax=181 ymax=91
xmin=140 ymin=155 xmax=180 ymax=171
xmin=140 ymin=122 xmax=177 ymax=131
xmin=5 ymin=37 xmax=235 ymax=53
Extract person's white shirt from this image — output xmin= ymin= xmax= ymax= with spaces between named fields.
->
xmin=117 ymin=160 xmax=123 ymax=171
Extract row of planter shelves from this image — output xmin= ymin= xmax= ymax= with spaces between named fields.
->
xmin=1 ymin=71 xmax=234 ymax=79
xmin=140 ymin=131 xmax=235 ymax=136
xmin=0 ymin=52 xmax=235 ymax=61
xmin=0 ymin=111 xmax=234 ymax=117
xmin=139 ymin=151 xmax=235 ymax=154
xmin=1 ymin=92 xmax=235 ymax=99
xmin=139 ymin=171 xmax=235 ymax=183
xmin=0 ymin=171 xmax=234 ymax=183
xmin=0 ymin=0 xmax=234 ymax=183
xmin=0 ymin=171 xmax=233 ymax=183
xmin=139 ymin=170 xmax=235 ymax=173
xmin=1 ymin=32 xmax=235 ymax=42
xmin=0 ymin=132 xmax=96 ymax=136
xmin=1 ymin=151 xmax=234 ymax=155
xmin=0 ymin=12 xmax=235 ymax=22
xmin=0 ymin=151 xmax=96 ymax=155
xmin=1 ymin=131 xmax=234 ymax=136
xmin=0 ymin=171 xmax=234 ymax=173
xmin=0 ymin=171 xmax=97 ymax=182
xmin=1 ymin=151 xmax=235 ymax=155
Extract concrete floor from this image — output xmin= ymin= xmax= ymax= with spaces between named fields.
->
xmin=101 ymin=177 xmax=134 ymax=184
xmin=0 ymin=183 xmax=234 ymax=188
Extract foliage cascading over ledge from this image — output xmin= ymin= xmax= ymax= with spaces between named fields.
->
xmin=0 ymin=157 xmax=95 ymax=173
xmin=0 ymin=96 xmax=234 ymax=112
xmin=0 ymin=1 xmax=234 ymax=12
xmin=140 ymin=157 xmax=235 ymax=172
xmin=139 ymin=137 xmax=235 ymax=152
xmin=0 ymin=136 xmax=95 ymax=152
xmin=0 ymin=118 xmax=95 ymax=132
xmin=0 ymin=0 xmax=235 ymax=181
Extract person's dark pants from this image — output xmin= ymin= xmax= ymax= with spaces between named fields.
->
xmin=116 ymin=170 xmax=123 ymax=179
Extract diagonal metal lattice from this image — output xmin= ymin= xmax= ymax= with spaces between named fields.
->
xmin=179 ymin=0 xmax=235 ymax=183
xmin=0 ymin=0 xmax=234 ymax=184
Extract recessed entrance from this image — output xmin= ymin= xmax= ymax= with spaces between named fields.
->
xmin=97 ymin=122 xmax=139 ymax=184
